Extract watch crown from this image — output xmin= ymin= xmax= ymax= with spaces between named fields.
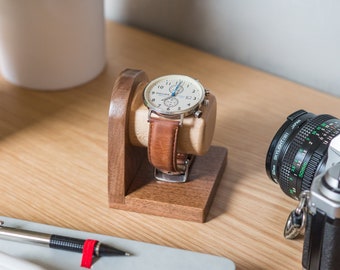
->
xmin=194 ymin=110 xmax=203 ymax=118
xmin=205 ymin=89 xmax=210 ymax=96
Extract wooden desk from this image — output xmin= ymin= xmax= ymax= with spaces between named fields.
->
xmin=0 ymin=21 xmax=339 ymax=269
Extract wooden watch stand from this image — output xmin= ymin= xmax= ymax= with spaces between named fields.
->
xmin=108 ymin=69 xmax=228 ymax=222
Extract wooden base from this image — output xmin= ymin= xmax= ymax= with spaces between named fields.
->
xmin=110 ymin=146 xmax=227 ymax=222
xmin=108 ymin=69 xmax=228 ymax=222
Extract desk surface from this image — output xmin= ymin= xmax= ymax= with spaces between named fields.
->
xmin=0 ymin=21 xmax=339 ymax=270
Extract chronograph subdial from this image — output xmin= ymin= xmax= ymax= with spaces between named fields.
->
xmin=168 ymin=84 xmax=184 ymax=95
xmin=163 ymin=97 xmax=179 ymax=108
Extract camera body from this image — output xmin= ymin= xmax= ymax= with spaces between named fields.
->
xmin=302 ymin=136 xmax=340 ymax=270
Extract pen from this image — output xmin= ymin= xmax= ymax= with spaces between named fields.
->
xmin=0 ymin=221 xmax=131 ymax=257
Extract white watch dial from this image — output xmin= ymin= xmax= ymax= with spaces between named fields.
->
xmin=143 ymin=75 xmax=205 ymax=115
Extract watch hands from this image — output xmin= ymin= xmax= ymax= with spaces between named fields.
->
xmin=171 ymin=81 xmax=182 ymax=96
xmin=162 ymin=81 xmax=182 ymax=101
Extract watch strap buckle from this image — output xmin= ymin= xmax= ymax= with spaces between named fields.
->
xmin=154 ymin=155 xmax=195 ymax=182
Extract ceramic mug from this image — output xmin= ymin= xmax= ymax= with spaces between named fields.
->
xmin=0 ymin=0 xmax=105 ymax=90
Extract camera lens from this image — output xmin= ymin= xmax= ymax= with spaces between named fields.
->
xmin=266 ymin=110 xmax=340 ymax=199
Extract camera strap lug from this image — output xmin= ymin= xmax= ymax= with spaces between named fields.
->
xmin=284 ymin=190 xmax=310 ymax=239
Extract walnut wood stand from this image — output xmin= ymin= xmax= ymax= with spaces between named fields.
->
xmin=108 ymin=69 xmax=228 ymax=222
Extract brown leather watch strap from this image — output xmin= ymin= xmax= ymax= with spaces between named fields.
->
xmin=148 ymin=117 xmax=185 ymax=173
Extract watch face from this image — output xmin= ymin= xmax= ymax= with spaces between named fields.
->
xmin=143 ymin=75 xmax=205 ymax=115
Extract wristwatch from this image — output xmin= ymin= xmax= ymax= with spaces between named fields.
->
xmin=143 ymin=74 xmax=209 ymax=182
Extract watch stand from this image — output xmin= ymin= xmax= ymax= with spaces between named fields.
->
xmin=108 ymin=69 xmax=228 ymax=222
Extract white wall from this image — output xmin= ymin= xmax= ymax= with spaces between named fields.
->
xmin=105 ymin=0 xmax=340 ymax=97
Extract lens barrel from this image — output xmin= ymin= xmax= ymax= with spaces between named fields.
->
xmin=266 ymin=110 xmax=340 ymax=199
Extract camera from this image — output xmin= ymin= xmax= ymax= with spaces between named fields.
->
xmin=265 ymin=110 xmax=340 ymax=270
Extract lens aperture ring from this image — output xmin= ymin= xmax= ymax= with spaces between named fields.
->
xmin=294 ymin=115 xmax=333 ymax=146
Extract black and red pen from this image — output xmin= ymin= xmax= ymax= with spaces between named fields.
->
xmin=0 ymin=221 xmax=131 ymax=257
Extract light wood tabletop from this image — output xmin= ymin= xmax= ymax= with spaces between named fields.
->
xmin=0 ymin=21 xmax=339 ymax=269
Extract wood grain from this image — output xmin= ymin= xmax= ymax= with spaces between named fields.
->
xmin=108 ymin=68 xmax=148 ymax=204
xmin=0 ymin=21 xmax=339 ymax=270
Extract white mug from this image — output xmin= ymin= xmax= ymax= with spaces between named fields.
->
xmin=0 ymin=0 xmax=105 ymax=90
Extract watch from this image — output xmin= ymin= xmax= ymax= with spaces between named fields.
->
xmin=143 ymin=74 xmax=208 ymax=182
